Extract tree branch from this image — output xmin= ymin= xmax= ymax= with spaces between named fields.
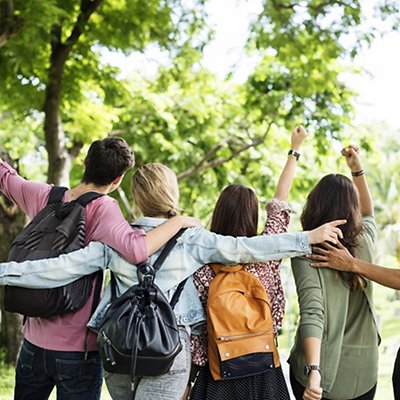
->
xmin=64 ymin=0 xmax=102 ymax=50
xmin=0 ymin=0 xmax=22 ymax=48
xmin=67 ymin=140 xmax=84 ymax=159
xmin=177 ymin=122 xmax=273 ymax=181
xmin=116 ymin=187 xmax=135 ymax=220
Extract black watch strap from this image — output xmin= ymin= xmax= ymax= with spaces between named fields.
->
xmin=288 ymin=149 xmax=300 ymax=160
xmin=304 ymin=364 xmax=320 ymax=376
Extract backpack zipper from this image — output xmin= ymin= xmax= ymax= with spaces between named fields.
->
xmin=217 ymin=329 xmax=273 ymax=342
xmin=101 ymin=331 xmax=117 ymax=366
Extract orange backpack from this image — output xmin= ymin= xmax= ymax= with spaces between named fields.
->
xmin=207 ymin=264 xmax=280 ymax=381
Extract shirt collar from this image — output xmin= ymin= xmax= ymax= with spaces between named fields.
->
xmin=131 ymin=216 xmax=167 ymax=229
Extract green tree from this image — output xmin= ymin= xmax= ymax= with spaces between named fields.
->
xmin=0 ymin=0 xmax=208 ymax=364
xmin=0 ymin=0 xmax=207 ymax=184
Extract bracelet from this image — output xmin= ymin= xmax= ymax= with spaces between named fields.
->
xmin=288 ymin=149 xmax=300 ymax=160
xmin=351 ymin=169 xmax=364 ymax=177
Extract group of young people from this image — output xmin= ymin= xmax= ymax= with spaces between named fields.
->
xmin=0 ymin=126 xmax=396 ymax=400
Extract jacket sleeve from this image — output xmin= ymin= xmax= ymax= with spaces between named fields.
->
xmin=291 ymin=256 xmax=325 ymax=340
xmin=181 ymin=226 xmax=311 ymax=266
xmin=0 ymin=242 xmax=109 ymax=288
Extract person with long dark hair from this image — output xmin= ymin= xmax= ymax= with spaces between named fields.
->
xmin=189 ymin=126 xmax=308 ymax=400
xmin=288 ymin=145 xmax=379 ymax=400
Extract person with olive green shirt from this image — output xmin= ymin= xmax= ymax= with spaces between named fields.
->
xmin=288 ymin=145 xmax=380 ymax=400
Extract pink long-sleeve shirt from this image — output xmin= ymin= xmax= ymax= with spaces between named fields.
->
xmin=0 ymin=162 xmax=147 ymax=351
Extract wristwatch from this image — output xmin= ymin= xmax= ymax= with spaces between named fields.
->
xmin=288 ymin=149 xmax=300 ymax=160
xmin=304 ymin=364 xmax=320 ymax=376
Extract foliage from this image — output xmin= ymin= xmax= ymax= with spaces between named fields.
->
xmin=0 ymin=0 xmax=209 ymax=183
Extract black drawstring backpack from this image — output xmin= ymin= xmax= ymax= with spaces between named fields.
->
xmin=98 ymin=228 xmax=187 ymax=393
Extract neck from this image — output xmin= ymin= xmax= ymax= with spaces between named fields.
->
xmin=68 ymin=182 xmax=111 ymax=199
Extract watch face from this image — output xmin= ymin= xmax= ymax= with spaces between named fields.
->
xmin=304 ymin=365 xmax=309 ymax=376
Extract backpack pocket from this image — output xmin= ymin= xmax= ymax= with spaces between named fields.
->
xmin=215 ymin=330 xmax=280 ymax=380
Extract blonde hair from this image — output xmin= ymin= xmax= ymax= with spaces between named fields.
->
xmin=132 ymin=163 xmax=180 ymax=218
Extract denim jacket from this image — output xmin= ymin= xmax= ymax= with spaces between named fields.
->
xmin=0 ymin=217 xmax=311 ymax=332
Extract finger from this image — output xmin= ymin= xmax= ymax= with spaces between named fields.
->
xmin=309 ymin=247 xmax=329 ymax=255
xmin=320 ymin=241 xmax=337 ymax=251
xmin=349 ymin=147 xmax=359 ymax=157
xmin=336 ymin=241 xmax=346 ymax=249
xmin=333 ymin=227 xmax=343 ymax=239
xmin=330 ymin=219 xmax=347 ymax=227
xmin=326 ymin=235 xmax=337 ymax=244
xmin=307 ymin=254 xmax=328 ymax=261
xmin=310 ymin=262 xmax=330 ymax=268
xmin=349 ymin=143 xmax=360 ymax=152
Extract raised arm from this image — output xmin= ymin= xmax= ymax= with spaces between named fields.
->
xmin=341 ymin=144 xmax=373 ymax=216
xmin=274 ymin=125 xmax=307 ymax=200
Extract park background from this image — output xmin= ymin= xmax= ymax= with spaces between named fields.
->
xmin=1 ymin=0 xmax=400 ymax=398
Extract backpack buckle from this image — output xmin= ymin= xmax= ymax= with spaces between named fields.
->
xmin=137 ymin=263 xmax=155 ymax=286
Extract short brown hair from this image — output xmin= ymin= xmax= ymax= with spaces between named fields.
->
xmin=82 ymin=137 xmax=134 ymax=185
xmin=210 ymin=184 xmax=259 ymax=237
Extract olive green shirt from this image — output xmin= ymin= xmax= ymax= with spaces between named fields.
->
xmin=288 ymin=215 xmax=380 ymax=399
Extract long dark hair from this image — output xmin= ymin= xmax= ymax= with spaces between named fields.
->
xmin=301 ymin=174 xmax=366 ymax=290
xmin=210 ymin=184 xmax=259 ymax=237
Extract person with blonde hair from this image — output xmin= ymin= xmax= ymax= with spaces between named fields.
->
xmin=0 ymin=157 xmax=345 ymax=399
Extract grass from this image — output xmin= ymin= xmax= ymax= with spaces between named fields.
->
xmin=1 ymin=269 xmax=399 ymax=399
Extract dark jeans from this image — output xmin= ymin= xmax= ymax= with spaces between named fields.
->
xmin=14 ymin=339 xmax=102 ymax=400
xmin=289 ymin=369 xmax=376 ymax=400
xmin=393 ymin=347 xmax=400 ymax=400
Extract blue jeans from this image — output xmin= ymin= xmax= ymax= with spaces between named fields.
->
xmin=14 ymin=339 xmax=102 ymax=400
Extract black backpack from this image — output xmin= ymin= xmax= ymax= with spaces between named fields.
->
xmin=98 ymin=229 xmax=187 ymax=392
xmin=4 ymin=186 xmax=103 ymax=318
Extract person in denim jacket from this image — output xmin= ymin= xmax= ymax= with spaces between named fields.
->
xmin=0 ymin=161 xmax=345 ymax=400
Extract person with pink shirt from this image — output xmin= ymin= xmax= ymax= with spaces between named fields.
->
xmin=0 ymin=137 xmax=199 ymax=400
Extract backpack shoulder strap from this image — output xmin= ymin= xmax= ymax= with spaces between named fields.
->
xmin=152 ymin=228 xmax=186 ymax=273
xmin=47 ymin=186 xmax=68 ymax=205
xmin=109 ymin=271 xmax=118 ymax=302
xmin=75 ymin=192 xmax=104 ymax=207
xmin=170 ymin=278 xmax=187 ymax=309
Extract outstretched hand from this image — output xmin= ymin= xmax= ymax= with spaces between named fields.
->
xmin=308 ymin=220 xmax=346 ymax=245
xmin=307 ymin=241 xmax=354 ymax=271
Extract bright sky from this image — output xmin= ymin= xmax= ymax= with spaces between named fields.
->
xmin=106 ymin=0 xmax=400 ymax=130
xmin=202 ymin=0 xmax=400 ymax=130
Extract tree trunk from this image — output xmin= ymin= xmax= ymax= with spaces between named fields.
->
xmin=0 ymin=194 xmax=26 ymax=365
xmin=43 ymin=1 xmax=102 ymax=185
xmin=43 ymin=27 xmax=71 ymax=186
